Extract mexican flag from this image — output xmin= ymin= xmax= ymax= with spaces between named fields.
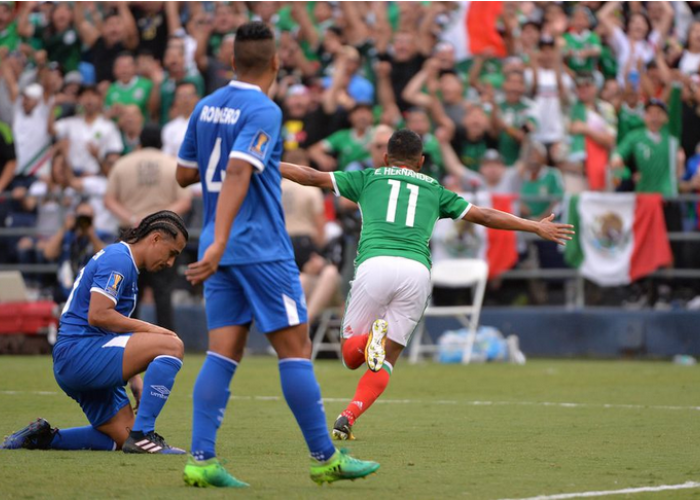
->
xmin=441 ymin=1 xmax=507 ymax=61
xmin=432 ymin=192 xmax=518 ymax=279
xmin=564 ymin=192 xmax=672 ymax=286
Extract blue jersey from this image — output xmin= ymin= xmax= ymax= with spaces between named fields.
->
xmin=177 ymin=80 xmax=294 ymax=266
xmin=59 ymin=242 xmax=139 ymax=337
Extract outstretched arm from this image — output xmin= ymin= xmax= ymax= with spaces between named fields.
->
xmin=280 ymin=162 xmax=334 ymax=190
xmin=465 ymin=207 xmax=574 ymax=246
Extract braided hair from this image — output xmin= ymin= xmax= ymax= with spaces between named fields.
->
xmin=120 ymin=210 xmax=189 ymax=244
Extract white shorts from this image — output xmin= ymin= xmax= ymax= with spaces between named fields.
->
xmin=342 ymin=256 xmax=431 ymax=346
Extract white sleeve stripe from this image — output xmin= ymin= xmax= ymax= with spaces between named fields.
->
xmin=177 ymin=158 xmax=198 ymax=168
xmin=456 ymin=204 xmax=472 ymax=220
xmin=229 ymin=151 xmax=265 ymax=173
xmin=90 ymin=287 xmax=118 ymax=305
xmin=329 ymin=172 xmax=340 ymax=197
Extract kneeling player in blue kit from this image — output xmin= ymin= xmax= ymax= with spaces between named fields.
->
xmin=1 ymin=211 xmax=189 ymax=454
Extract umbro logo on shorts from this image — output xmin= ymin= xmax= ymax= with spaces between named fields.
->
xmin=150 ymin=385 xmax=171 ymax=399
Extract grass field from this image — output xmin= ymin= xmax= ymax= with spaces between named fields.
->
xmin=0 ymin=355 xmax=699 ymax=500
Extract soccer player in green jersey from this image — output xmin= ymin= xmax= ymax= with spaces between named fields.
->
xmin=281 ymin=130 xmax=574 ymax=440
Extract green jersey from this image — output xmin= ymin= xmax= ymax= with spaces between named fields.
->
xmin=521 ymin=167 xmax=565 ymax=218
xmin=614 ymin=129 xmax=677 ymax=196
xmin=497 ymin=98 xmax=537 ymax=166
xmin=563 ymin=30 xmax=602 ymax=74
xmin=617 ymin=102 xmax=645 ymax=144
xmin=322 ymin=128 xmax=372 ymax=171
xmin=105 ymin=77 xmax=153 ymax=118
xmin=613 ymin=84 xmax=681 ymax=196
xmin=33 ymin=26 xmax=81 ymax=72
xmin=331 ymin=166 xmax=471 ymax=270
xmin=0 ymin=21 xmax=19 ymax=51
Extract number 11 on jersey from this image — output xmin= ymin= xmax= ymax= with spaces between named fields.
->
xmin=386 ymin=180 xmax=420 ymax=227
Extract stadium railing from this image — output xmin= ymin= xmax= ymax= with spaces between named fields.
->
xmin=1 ymin=193 xmax=699 ymax=308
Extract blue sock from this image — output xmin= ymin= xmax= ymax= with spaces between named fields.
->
xmin=132 ymin=355 xmax=182 ymax=434
xmin=279 ymin=358 xmax=336 ymax=462
xmin=191 ymin=351 xmax=237 ymax=461
xmin=50 ymin=426 xmax=116 ymax=451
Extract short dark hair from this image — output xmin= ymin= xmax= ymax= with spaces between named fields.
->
xmin=77 ymin=84 xmax=99 ymax=97
xmin=234 ymin=21 xmax=276 ymax=76
xmin=115 ymin=51 xmax=135 ymax=62
xmin=120 ymin=210 xmax=189 ymax=244
xmin=140 ymin=123 xmax=163 ymax=149
xmin=175 ymin=81 xmax=197 ymax=93
xmin=387 ymin=129 xmax=424 ymax=168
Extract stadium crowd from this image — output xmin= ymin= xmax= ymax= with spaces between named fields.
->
xmin=1 ymin=1 xmax=699 ymax=312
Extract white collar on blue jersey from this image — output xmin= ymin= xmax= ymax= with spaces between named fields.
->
xmin=120 ymin=241 xmax=140 ymax=274
xmin=228 ymin=80 xmax=262 ymax=92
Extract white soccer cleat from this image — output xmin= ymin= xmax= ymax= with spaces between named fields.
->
xmin=365 ymin=319 xmax=388 ymax=372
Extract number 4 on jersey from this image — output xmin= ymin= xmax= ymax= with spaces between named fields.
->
xmin=386 ymin=180 xmax=420 ymax=227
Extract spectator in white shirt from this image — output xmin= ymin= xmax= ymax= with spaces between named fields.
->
xmin=161 ymin=81 xmax=199 ymax=157
xmin=52 ymin=85 xmax=123 ymax=176
xmin=12 ymin=83 xmax=53 ymax=180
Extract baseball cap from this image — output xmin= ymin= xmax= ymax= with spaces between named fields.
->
xmin=538 ymin=36 xmax=556 ymax=48
xmin=286 ymin=84 xmax=309 ymax=97
xmin=23 ymin=83 xmax=43 ymax=100
xmin=64 ymin=71 xmax=83 ymax=86
xmin=645 ymin=98 xmax=668 ymax=114
xmin=575 ymin=72 xmax=596 ymax=86
xmin=482 ymin=149 xmax=503 ymax=163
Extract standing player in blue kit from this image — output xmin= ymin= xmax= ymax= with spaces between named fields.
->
xmin=175 ymin=21 xmax=379 ymax=488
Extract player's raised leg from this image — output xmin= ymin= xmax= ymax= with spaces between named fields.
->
xmin=334 ymin=257 xmax=430 ymax=441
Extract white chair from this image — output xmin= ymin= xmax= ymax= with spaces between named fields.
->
xmin=310 ymin=307 xmax=344 ymax=360
xmin=408 ymin=259 xmax=489 ymax=364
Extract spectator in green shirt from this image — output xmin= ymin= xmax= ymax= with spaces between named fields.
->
xmin=149 ymin=45 xmax=204 ymax=125
xmin=563 ymin=6 xmax=602 ymax=76
xmin=617 ymin=83 xmax=646 ymax=145
xmin=18 ymin=2 xmax=82 ymax=73
xmin=309 ymin=103 xmax=374 ymax=171
xmin=105 ymin=53 xmax=153 ymax=120
xmin=520 ymin=141 xmax=565 ymax=220
xmin=611 ymin=89 xmax=683 ymax=197
xmin=0 ymin=1 xmax=19 ymax=51
xmin=491 ymin=71 xmax=537 ymax=167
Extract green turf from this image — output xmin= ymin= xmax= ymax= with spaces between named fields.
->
xmin=1 ymin=355 xmax=699 ymax=499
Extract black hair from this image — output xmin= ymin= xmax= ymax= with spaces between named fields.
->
xmin=233 ymin=21 xmax=276 ymax=75
xmin=139 ymin=123 xmax=163 ymax=150
xmin=115 ymin=51 xmax=135 ymax=61
xmin=387 ymin=129 xmax=424 ymax=168
xmin=78 ymin=84 xmax=99 ymax=97
xmin=175 ymin=80 xmax=197 ymax=92
xmin=120 ymin=211 xmax=189 ymax=244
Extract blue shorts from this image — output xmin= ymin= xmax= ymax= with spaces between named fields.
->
xmin=204 ymin=259 xmax=308 ymax=333
xmin=53 ymin=334 xmax=131 ymax=427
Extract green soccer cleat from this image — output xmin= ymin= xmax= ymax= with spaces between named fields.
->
xmin=183 ymin=455 xmax=249 ymax=488
xmin=309 ymin=448 xmax=380 ymax=485
xmin=365 ymin=319 xmax=388 ymax=372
